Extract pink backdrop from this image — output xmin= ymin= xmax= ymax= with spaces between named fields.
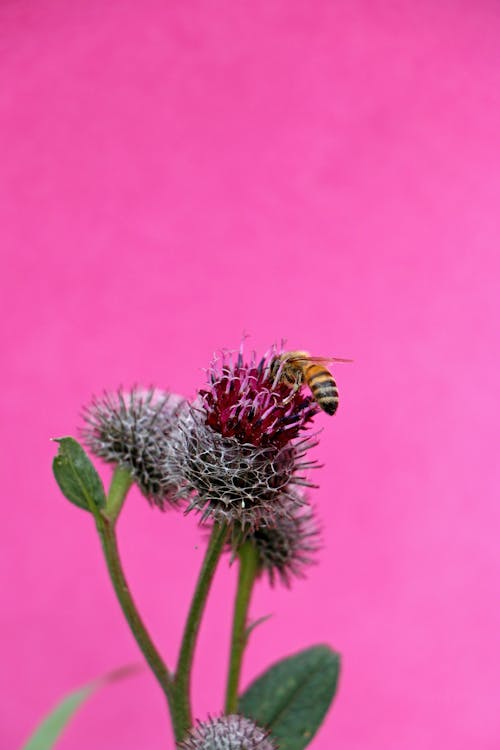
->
xmin=1 ymin=2 xmax=499 ymax=749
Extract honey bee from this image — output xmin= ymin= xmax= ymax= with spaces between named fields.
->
xmin=269 ymin=350 xmax=351 ymax=415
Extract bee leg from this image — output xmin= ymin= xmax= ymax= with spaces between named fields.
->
xmin=282 ymin=374 xmax=302 ymax=404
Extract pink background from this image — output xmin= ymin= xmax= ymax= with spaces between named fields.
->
xmin=1 ymin=2 xmax=499 ymax=749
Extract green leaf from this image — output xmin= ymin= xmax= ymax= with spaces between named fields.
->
xmin=239 ymin=644 xmax=340 ymax=750
xmin=52 ymin=437 xmax=106 ymax=512
xmin=20 ymin=665 xmax=140 ymax=750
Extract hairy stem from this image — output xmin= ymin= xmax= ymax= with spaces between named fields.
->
xmin=97 ymin=517 xmax=172 ymax=692
xmin=93 ymin=467 xmax=188 ymax=739
xmin=173 ymin=523 xmax=229 ymax=736
xmin=224 ymin=541 xmax=259 ymax=713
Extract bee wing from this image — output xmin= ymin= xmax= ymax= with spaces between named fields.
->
xmin=286 ymin=354 xmax=353 ymax=365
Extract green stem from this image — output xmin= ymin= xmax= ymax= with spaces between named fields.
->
xmin=104 ymin=465 xmax=133 ymax=523
xmin=96 ymin=517 xmax=172 ymax=693
xmin=93 ymin=467 xmax=188 ymax=739
xmin=224 ymin=541 xmax=259 ymax=713
xmin=173 ymin=523 xmax=229 ymax=735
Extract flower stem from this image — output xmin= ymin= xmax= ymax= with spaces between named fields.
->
xmin=96 ymin=517 xmax=172 ymax=691
xmin=173 ymin=523 xmax=229 ymax=736
xmin=224 ymin=541 xmax=259 ymax=713
xmin=93 ymin=467 xmax=187 ymax=739
xmin=102 ymin=465 xmax=132 ymax=521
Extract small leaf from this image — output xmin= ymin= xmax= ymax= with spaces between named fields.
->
xmin=239 ymin=644 xmax=340 ymax=750
xmin=244 ymin=613 xmax=273 ymax=642
xmin=52 ymin=437 xmax=106 ymax=512
xmin=20 ymin=665 xmax=140 ymax=750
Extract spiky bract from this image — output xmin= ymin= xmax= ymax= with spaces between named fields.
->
xmin=250 ymin=493 xmax=321 ymax=587
xmin=178 ymin=715 xmax=276 ymax=750
xmin=82 ymin=388 xmax=185 ymax=508
xmin=165 ymin=407 xmax=318 ymax=529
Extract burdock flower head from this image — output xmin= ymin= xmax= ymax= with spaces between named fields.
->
xmin=249 ymin=491 xmax=321 ymax=587
xmin=82 ymin=388 xmax=186 ymax=508
xmin=178 ymin=715 xmax=276 ymax=750
xmin=165 ymin=345 xmax=321 ymax=529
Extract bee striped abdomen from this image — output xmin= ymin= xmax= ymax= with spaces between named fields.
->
xmin=305 ymin=364 xmax=339 ymax=415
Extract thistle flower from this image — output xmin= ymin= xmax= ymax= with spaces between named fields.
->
xmin=178 ymin=715 xmax=276 ymax=750
xmin=82 ymin=388 xmax=186 ymax=508
xmin=164 ymin=347 xmax=320 ymax=529
xmin=249 ymin=492 xmax=321 ymax=587
xmin=200 ymin=346 xmax=318 ymax=448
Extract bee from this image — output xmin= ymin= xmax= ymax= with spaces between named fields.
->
xmin=269 ymin=350 xmax=351 ymax=415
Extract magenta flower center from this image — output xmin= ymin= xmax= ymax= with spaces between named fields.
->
xmin=200 ymin=355 xmax=318 ymax=449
